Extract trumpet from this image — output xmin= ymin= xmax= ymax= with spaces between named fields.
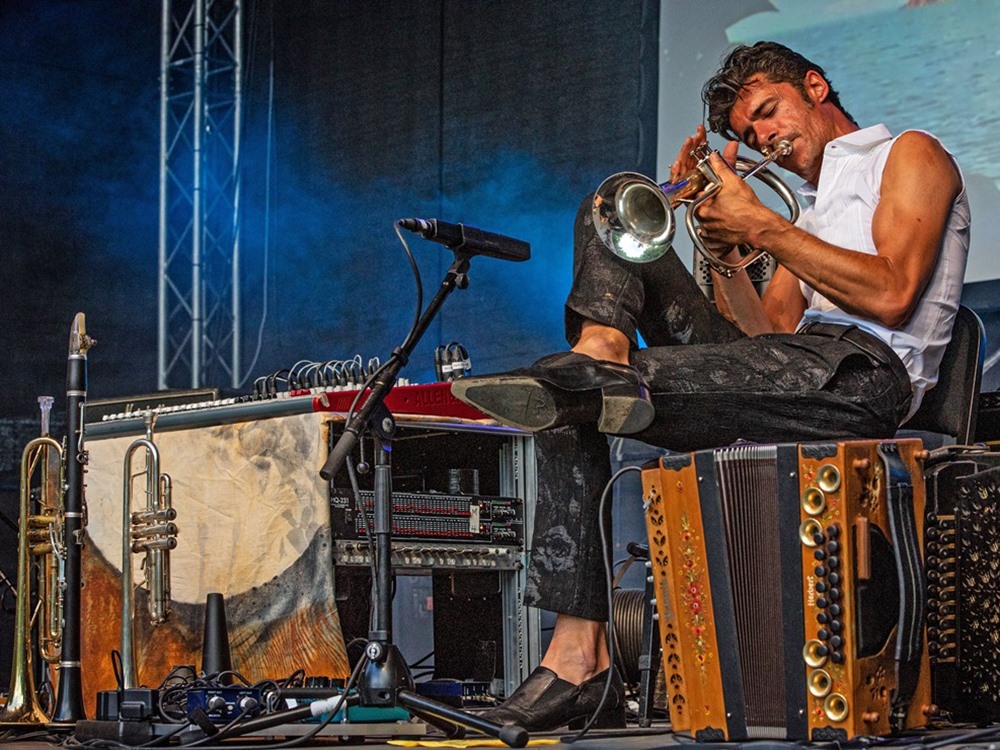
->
xmin=120 ymin=410 xmax=177 ymax=689
xmin=0 ymin=396 xmax=66 ymax=724
xmin=592 ymin=140 xmax=800 ymax=276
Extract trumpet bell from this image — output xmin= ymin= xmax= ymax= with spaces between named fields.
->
xmin=593 ymin=172 xmax=675 ymax=263
xmin=591 ymin=140 xmax=799 ymax=275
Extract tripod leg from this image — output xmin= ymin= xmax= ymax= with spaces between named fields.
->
xmin=397 ymin=689 xmax=528 ymax=748
xmin=416 ymin=710 xmax=466 ymax=740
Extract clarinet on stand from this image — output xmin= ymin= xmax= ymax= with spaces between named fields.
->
xmin=50 ymin=313 xmax=94 ymax=724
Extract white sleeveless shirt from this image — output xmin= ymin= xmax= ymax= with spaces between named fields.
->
xmin=795 ymin=124 xmax=971 ymax=421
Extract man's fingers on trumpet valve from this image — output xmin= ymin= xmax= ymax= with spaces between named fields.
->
xmin=670 ymin=124 xmax=709 ymax=183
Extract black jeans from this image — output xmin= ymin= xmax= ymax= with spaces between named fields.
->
xmin=523 ymin=197 xmax=913 ymax=621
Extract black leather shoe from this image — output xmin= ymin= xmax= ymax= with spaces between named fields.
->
xmin=451 ymin=352 xmax=654 ymax=435
xmin=479 ymin=666 xmax=626 ymax=732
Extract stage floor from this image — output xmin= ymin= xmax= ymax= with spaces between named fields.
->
xmin=2 ymin=725 xmax=679 ymax=750
xmin=4 ymin=721 xmax=1000 ymax=750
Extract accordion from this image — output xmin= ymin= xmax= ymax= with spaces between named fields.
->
xmin=641 ymin=439 xmax=931 ymax=742
xmin=923 ymin=447 xmax=1000 ymax=723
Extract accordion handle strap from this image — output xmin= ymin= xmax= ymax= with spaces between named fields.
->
xmin=878 ymin=441 xmax=926 ymax=727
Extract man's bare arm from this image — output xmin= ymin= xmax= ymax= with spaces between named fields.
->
xmin=697 ymin=131 xmax=961 ymax=329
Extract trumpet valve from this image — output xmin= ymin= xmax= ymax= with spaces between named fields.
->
xmin=131 ymin=507 xmax=177 ymax=524
xmin=28 ymin=513 xmax=58 ymax=528
xmin=131 ymin=521 xmax=178 ymax=538
xmin=691 ymin=143 xmax=713 ymax=161
xmin=131 ymin=536 xmax=178 ymax=553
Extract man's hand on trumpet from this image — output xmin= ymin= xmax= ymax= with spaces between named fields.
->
xmin=674 ymin=134 xmax=781 ymax=333
xmin=668 ymin=124 xmax=710 ymax=184
xmin=670 ymin=130 xmax=745 ymax=263
xmin=693 ymin=142 xmax=785 ymax=252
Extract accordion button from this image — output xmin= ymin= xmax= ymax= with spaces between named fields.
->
xmin=829 ymin=604 xmax=842 ymax=617
xmin=818 ymin=628 xmax=831 ymax=640
xmin=831 ymin=635 xmax=843 ymax=648
xmin=830 ymin=620 xmax=843 ymax=633
xmin=829 ymin=572 xmax=841 ymax=585
xmin=817 ymin=597 xmax=829 ymax=608
xmin=831 ymin=651 xmax=845 ymax=664
xmin=816 ymin=581 xmax=828 ymax=593
xmin=827 ymin=556 xmax=840 ymax=569
xmin=817 ymin=612 xmax=829 ymax=624
xmin=826 ymin=524 xmax=840 ymax=538
xmin=829 ymin=588 xmax=841 ymax=601
xmin=815 ymin=565 xmax=827 ymax=577
xmin=827 ymin=540 xmax=840 ymax=553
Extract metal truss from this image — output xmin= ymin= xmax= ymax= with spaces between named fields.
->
xmin=158 ymin=0 xmax=242 ymax=389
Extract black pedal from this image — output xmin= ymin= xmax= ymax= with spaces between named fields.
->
xmin=95 ymin=687 xmax=159 ymax=721
xmin=74 ymin=719 xmax=155 ymax=744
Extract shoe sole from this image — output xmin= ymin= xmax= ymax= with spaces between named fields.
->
xmin=451 ymin=378 xmax=564 ymax=432
xmin=452 ymin=378 xmax=654 ymax=435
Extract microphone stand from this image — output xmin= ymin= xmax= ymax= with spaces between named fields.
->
xmin=318 ymin=250 xmax=529 ymax=748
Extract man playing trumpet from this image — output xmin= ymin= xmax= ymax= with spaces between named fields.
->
xmin=452 ymin=41 xmax=970 ymax=730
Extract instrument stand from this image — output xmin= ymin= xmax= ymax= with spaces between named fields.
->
xmin=319 ymin=251 xmax=529 ymax=748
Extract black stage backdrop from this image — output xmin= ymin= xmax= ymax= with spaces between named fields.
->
xmin=0 ymin=0 xmax=658 ymax=417
xmin=253 ymin=0 xmax=658 ymax=389
xmin=0 ymin=0 xmax=658 ymax=681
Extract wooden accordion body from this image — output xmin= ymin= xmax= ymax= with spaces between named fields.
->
xmin=641 ymin=439 xmax=932 ymax=742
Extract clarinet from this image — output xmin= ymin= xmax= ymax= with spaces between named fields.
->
xmin=50 ymin=313 xmax=93 ymax=723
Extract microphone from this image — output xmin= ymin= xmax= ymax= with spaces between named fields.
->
xmin=398 ymin=218 xmax=530 ymax=262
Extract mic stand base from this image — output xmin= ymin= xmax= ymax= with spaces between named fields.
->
xmin=398 ymin=687 xmax=528 ymax=748
xmin=359 ymin=643 xmax=526 ymax=746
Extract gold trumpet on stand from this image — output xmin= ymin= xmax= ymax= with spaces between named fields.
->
xmin=0 ymin=396 xmax=66 ymax=725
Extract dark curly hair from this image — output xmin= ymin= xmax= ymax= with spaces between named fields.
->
xmin=701 ymin=41 xmax=856 ymax=142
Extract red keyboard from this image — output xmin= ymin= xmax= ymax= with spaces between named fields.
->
xmin=313 ymin=382 xmax=489 ymax=421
